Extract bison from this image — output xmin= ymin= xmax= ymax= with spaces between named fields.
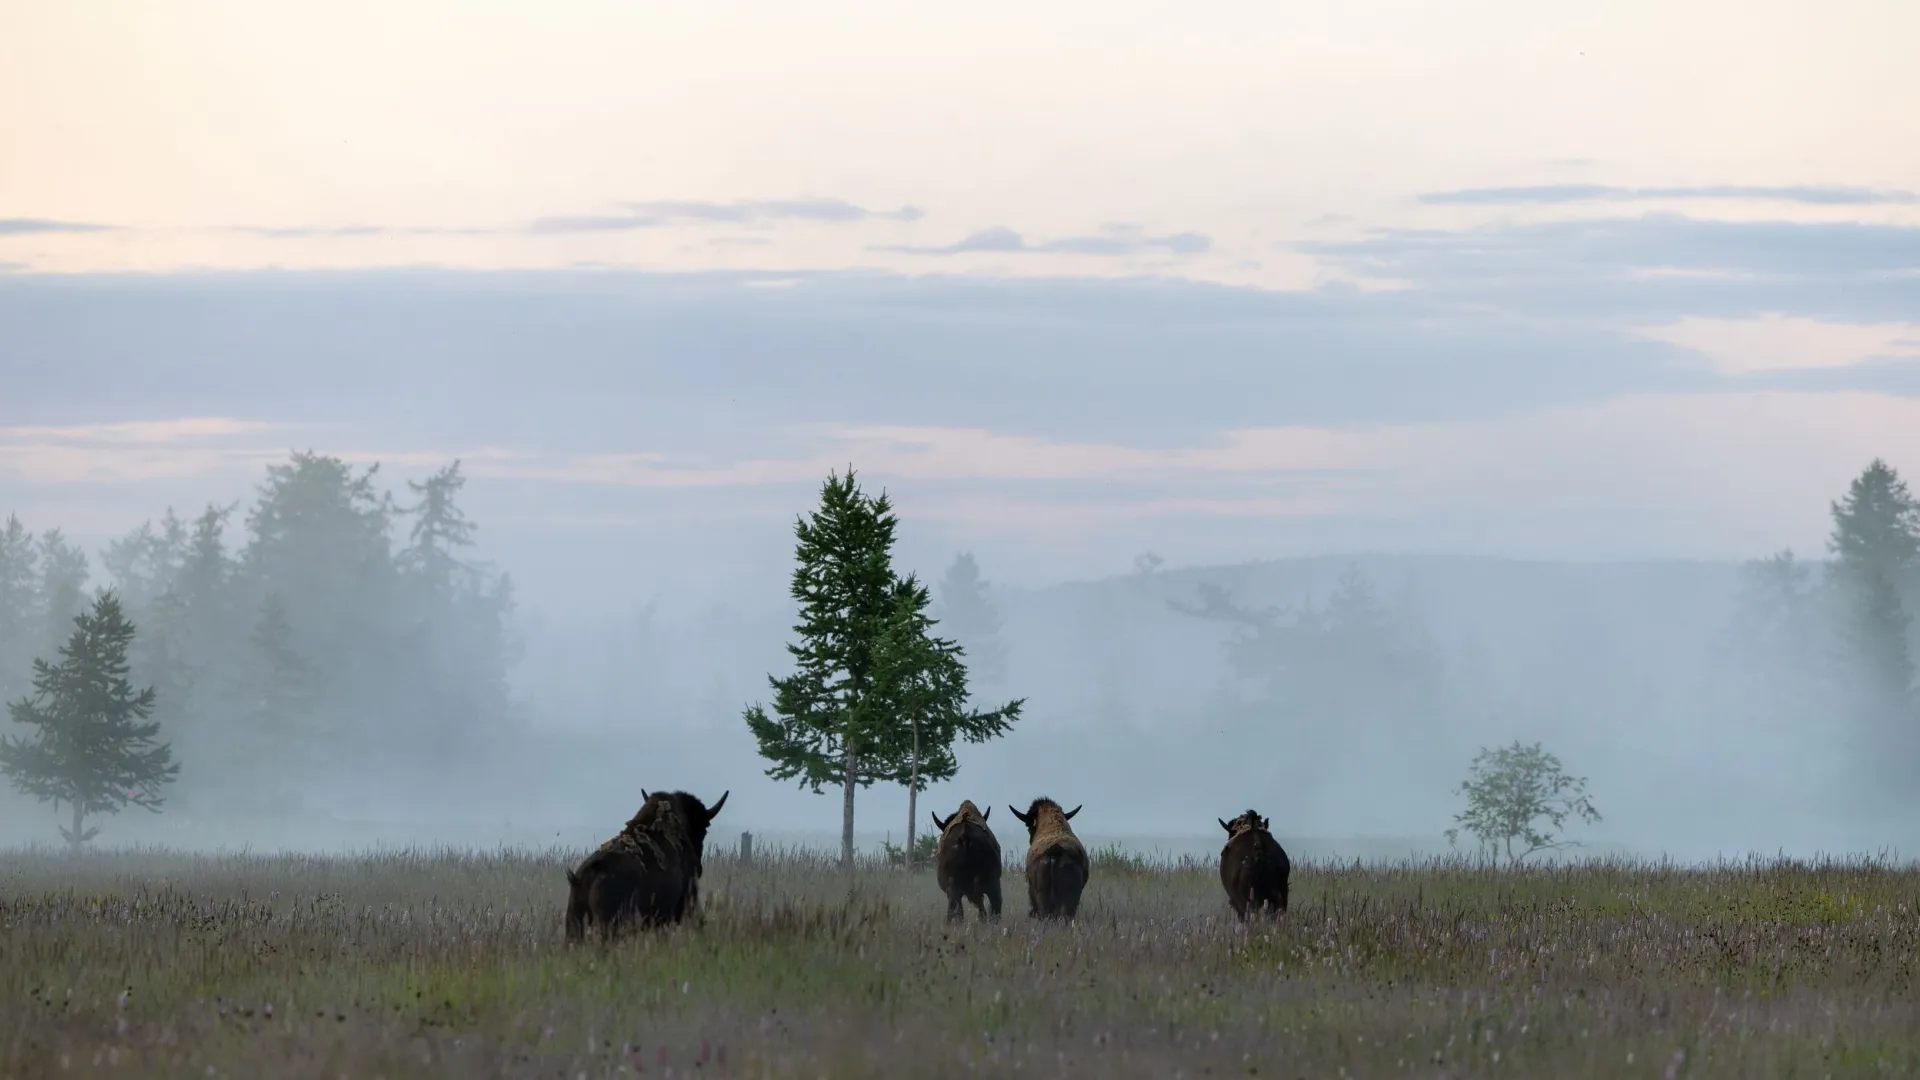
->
xmin=564 ymin=788 xmax=728 ymax=942
xmin=932 ymin=800 xmax=1003 ymax=922
xmin=1218 ymin=809 xmax=1289 ymax=920
xmin=1008 ymin=797 xmax=1088 ymax=921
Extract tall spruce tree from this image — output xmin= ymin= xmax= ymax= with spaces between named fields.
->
xmin=1827 ymin=459 xmax=1920 ymax=780
xmin=934 ymin=552 xmax=1008 ymax=689
xmin=35 ymin=528 xmax=91 ymax=660
xmin=875 ymin=572 xmax=1024 ymax=863
xmin=0 ymin=592 xmax=179 ymax=849
xmin=0 ymin=515 xmax=41 ymax=706
xmin=399 ymin=461 xmax=478 ymax=601
xmin=744 ymin=469 xmax=911 ymax=868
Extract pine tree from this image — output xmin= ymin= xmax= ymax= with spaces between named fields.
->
xmin=1827 ymin=459 xmax=1920 ymax=781
xmin=744 ymin=469 xmax=911 ymax=868
xmin=102 ymin=509 xmax=188 ymax=614
xmin=875 ymin=573 xmax=1023 ymax=863
xmin=934 ymin=552 xmax=1008 ymax=689
xmin=0 ymin=592 xmax=179 ymax=849
xmin=0 ymin=514 xmax=41 ymax=706
xmin=395 ymin=460 xmax=518 ymax=747
xmin=35 ymin=528 xmax=91 ymax=660
xmin=399 ymin=461 xmax=478 ymax=602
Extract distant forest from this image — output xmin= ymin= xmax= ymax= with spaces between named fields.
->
xmin=0 ymin=452 xmax=519 ymax=817
xmin=4 ymin=452 xmax=1919 ymax=850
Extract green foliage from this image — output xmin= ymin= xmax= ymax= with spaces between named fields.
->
xmin=1091 ymin=841 xmax=1152 ymax=874
xmin=745 ymin=470 xmax=902 ymax=786
xmin=745 ymin=470 xmax=1022 ymax=868
xmin=745 ymin=469 xmax=910 ymax=864
xmin=1446 ymin=740 xmax=1601 ymax=866
xmin=877 ymin=832 xmax=939 ymax=868
xmin=869 ymin=573 xmax=1024 ymax=794
xmin=0 ymin=592 xmax=179 ymax=848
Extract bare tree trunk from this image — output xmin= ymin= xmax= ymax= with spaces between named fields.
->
xmin=68 ymin=803 xmax=85 ymax=853
xmin=841 ymin=742 xmax=858 ymax=870
xmin=905 ymin=712 xmax=920 ymax=868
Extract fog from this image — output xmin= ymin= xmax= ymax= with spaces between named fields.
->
xmin=4 ymin=272 xmax=1918 ymax=865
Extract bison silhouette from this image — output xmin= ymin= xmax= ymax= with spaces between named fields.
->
xmin=1009 ymin=797 xmax=1088 ymax=921
xmin=1218 ymin=809 xmax=1289 ymax=920
xmin=932 ymin=800 xmax=1002 ymax=922
xmin=565 ymin=788 xmax=727 ymax=942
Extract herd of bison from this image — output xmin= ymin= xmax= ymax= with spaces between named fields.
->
xmin=563 ymin=789 xmax=1292 ymax=941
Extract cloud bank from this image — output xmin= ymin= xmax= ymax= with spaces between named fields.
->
xmin=1417 ymin=184 xmax=1920 ymax=207
xmin=881 ymin=224 xmax=1211 ymax=257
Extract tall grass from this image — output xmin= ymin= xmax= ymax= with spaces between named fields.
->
xmin=3 ymin=846 xmax=1918 ymax=1077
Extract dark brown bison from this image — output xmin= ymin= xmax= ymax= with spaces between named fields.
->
xmin=1218 ymin=809 xmax=1289 ymax=920
xmin=932 ymin=799 xmax=1002 ymax=922
xmin=1009 ymin=797 xmax=1088 ymax=921
xmin=564 ymin=788 xmax=728 ymax=942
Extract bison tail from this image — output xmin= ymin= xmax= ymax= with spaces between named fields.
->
xmin=1039 ymin=843 xmax=1086 ymax=915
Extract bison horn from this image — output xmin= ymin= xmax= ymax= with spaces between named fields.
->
xmin=706 ymin=790 xmax=729 ymax=819
xmin=1219 ymin=817 xmax=1233 ymax=833
xmin=641 ymin=788 xmax=650 ymax=800
xmin=931 ymin=810 xmax=946 ymax=833
xmin=1065 ymin=804 xmax=1082 ymax=820
xmin=981 ymin=805 xmax=991 ymax=821
xmin=1009 ymin=805 xmax=1031 ymax=825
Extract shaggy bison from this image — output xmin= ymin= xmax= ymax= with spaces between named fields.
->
xmin=932 ymin=800 xmax=1003 ymax=922
xmin=565 ymin=788 xmax=728 ymax=942
xmin=1009 ymin=797 xmax=1088 ymax=921
xmin=1218 ymin=809 xmax=1290 ymax=920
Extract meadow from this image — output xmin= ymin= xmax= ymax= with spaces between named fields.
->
xmin=3 ymin=844 xmax=1918 ymax=1078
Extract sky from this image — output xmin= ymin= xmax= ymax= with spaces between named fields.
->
xmin=5 ymin=0 xmax=1920 ymax=606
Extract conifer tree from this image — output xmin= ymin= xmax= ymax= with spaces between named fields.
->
xmin=0 ymin=592 xmax=179 ymax=849
xmin=0 ymin=514 xmax=40 ymax=705
xmin=1827 ymin=459 xmax=1920 ymax=778
xmin=934 ymin=552 xmax=1008 ymax=688
xmin=875 ymin=573 xmax=1023 ymax=863
xmin=744 ymin=469 xmax=910 ymax=868
xmin=35 ymin=528 xmax=90 ymax=659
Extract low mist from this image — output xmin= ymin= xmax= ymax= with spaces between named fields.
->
xmin=4 ymin=457 xmax=1913 ymax=865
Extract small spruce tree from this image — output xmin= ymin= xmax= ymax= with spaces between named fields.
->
xmin=0 ymin=592 xmax=180 ymax=849
xmin=874 ymin=573 xmax=1023 ymax=864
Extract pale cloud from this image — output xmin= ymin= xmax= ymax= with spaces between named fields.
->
xmin=0 ymin=441 xmax=283 ymax=486
xmin=0 ymin=218 xmax=117 ymax=235
xmin=0 ymin=419 xmax=518 ymax=486
xmin=467 ymin=424 xmax=1391 ymax=490
xmin=1418 ymin=184 xmax=1920 ymax=207
xmin=879 ymin=225 xmax=1212 ymax=258
xmin=1637 ymin=314 xmax=1920 ymax=376
xmin=0 ymin=418 xmax=282 ymax=443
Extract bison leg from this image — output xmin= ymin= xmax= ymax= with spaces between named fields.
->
xmin=946 ymin=888 xmax=965 ymax=921
xmin=565 ymin=875 xmax=591 ymax=943
xmin=984 ymin=879 xmax=1003 ymax=922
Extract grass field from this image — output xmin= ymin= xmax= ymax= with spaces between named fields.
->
xmin=4 ymin=845 xmax=1918 ymax=1078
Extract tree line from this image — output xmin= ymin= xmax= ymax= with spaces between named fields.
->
xmin=1710 ymin=458 xmax=1920 ymax=808
xmin=1 ymin=451 xmax=521 ymax=842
